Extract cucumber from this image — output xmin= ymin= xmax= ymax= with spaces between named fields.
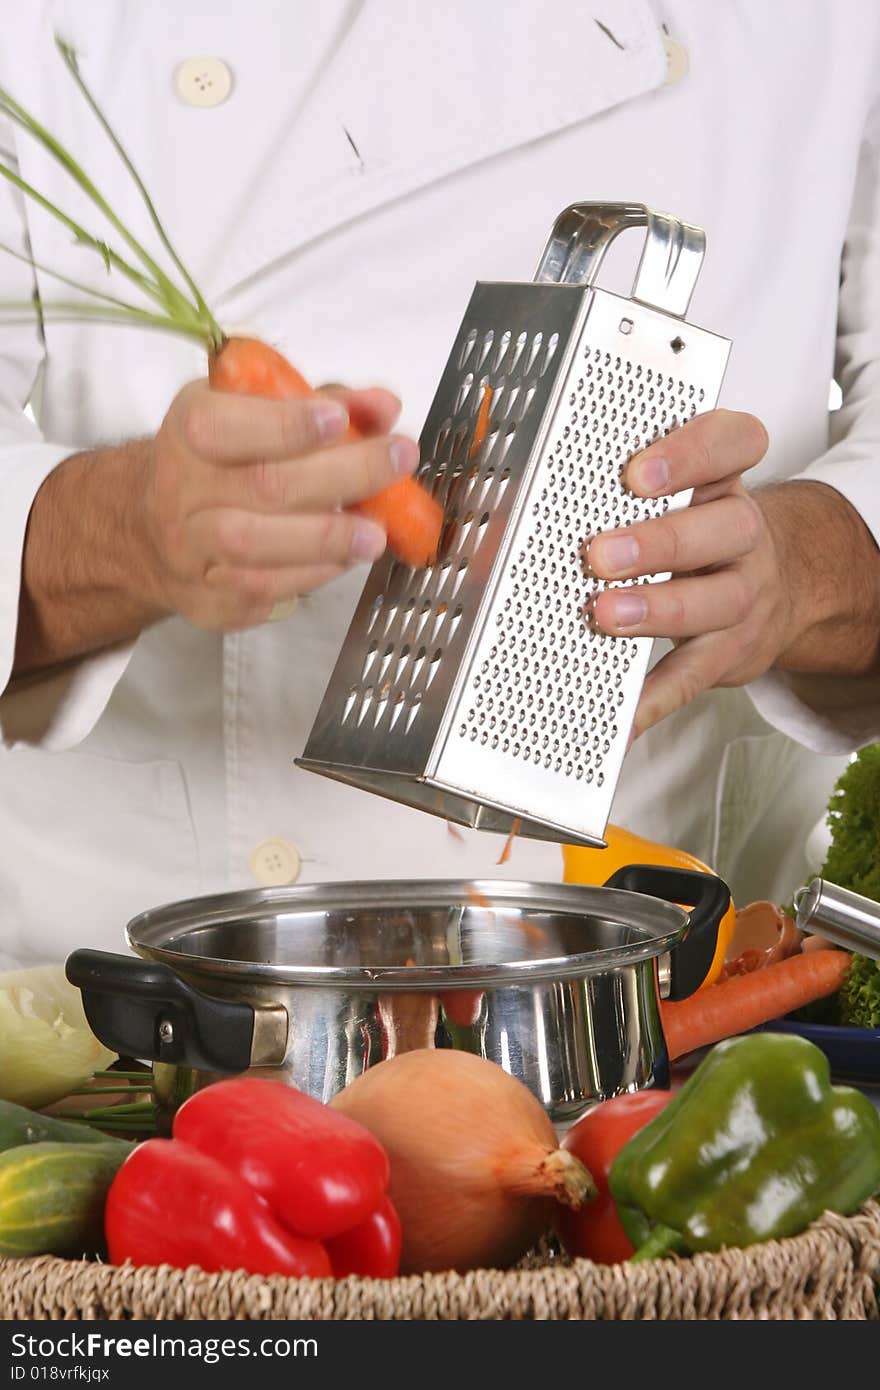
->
xmin=0 ymin=1140 xmax=130 ymax=1257
xmin=0 ymin=1099 xmax=134 ymax=1154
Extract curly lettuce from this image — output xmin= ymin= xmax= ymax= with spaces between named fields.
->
xmin=806 ymin=745 xmax=880 ymax=1029
xmin=838 ymin=953 xmax=880 ymax=1030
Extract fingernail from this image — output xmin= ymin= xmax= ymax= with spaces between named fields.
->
xmin=632 ymin=455 xmax=670 ymax=494
xmin=350 ymin=519 xmax=387 ymax=563
xmin=593 ymin=534 xmax=640 ymax=575
xmin=313 ymin=400 xmax=349 ymax=441
xmin=608 ymin=593 xmax=648 ymax=629
xmin=390 ymin=436 xmax=420 ymax=477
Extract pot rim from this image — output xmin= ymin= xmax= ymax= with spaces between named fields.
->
xmin=124 ymin=878 xmax=690 ymax=989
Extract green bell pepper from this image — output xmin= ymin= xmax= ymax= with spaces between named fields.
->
xmin=609 ymin=1032 xmax=880 ymax=1261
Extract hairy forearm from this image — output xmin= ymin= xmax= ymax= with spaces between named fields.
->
xmin=12 ymin=441 xmax=167 ymax=678
xmin=757 ymin=479 xmax=880 ymax=677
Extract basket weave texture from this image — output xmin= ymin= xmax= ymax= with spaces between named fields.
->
xmin=2 ymin=1202 xmax=878 ymax=1321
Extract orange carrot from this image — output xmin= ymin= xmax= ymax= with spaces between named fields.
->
xmin=496 ymin=817 xmax=522 ymax=865
xmin=208 ymin=337 xmax=443 ymax=569
xmin=660 ymin=949 xmax=851 ymax=1060
xmin=469 ymin=385 xmax=493 ymax=458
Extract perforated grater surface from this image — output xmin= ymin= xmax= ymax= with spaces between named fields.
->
xmin=297 ymin=203 xmax=732 ymax=847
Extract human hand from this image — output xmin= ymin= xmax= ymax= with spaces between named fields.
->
xmin=584 ymin=408 xmax=780 ymax=738
xmin=138 ymin=381 xmax=416 ymax=629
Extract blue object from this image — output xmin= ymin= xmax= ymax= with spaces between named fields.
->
xmin=758 ymin=1019 xmax=880 ymax=1084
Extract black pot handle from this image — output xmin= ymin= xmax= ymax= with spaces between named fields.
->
xmin=66 ymin=949 xmax=262 ymax=1073
xmin=602 ymin=864 xmax=731 ymax=1001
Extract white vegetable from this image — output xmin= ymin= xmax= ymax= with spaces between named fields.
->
xmin=0 ymin=965 xmax=115 ymax=1107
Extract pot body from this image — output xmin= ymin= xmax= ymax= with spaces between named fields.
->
xmin=151 ymin=955 xmax=667 ymax=1129
xmin=66 ymin=870 xmax=729 ymax=1129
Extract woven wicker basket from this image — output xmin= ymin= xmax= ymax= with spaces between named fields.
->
xmin=1 ymin=1202 xmax=879 ymax=1321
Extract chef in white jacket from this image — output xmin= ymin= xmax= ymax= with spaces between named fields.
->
xmin=1 ymin=0 xmax=879 ymax=969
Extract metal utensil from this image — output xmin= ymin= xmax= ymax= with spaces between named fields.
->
xmin=66 ymin=865 xmax=729 ymax=1128
xmin=297 ymin=202 xmax=731 ymax=848
xmin=794 ymin=878 xmax=880 ymax=959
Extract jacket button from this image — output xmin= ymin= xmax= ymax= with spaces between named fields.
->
xmin=249 ymin=839 xmax=302 ymax=887
xmin=174 ymin=57 xmax=233 ymax=109
xmin=663 ymin=35 xmax=689 ymax=85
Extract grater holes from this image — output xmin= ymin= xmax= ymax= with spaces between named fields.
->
xmin=493 ymin=329 xmax=512 ymax=371
xmin=498 ymin=422 xmax=517 ymax=464
xmin=455 ymin=373 xmax=474 ymax=413
xmin=459 ymin=329 xmax=478 ymax=368
xmin=388 ymin=689 xmax=407 ymax=730
xmin=510 ymin=330 xmax=528 ymax=374
xmin=459 ymin=343 xmax=701 ymax=781
xmin=433 ymin=418 xmax=453 ymax=460
xmin=489 ymin=384 xmax=505 ymax=419
xmin=476 ymin=329 xmax=494 ymax=369
xmin=404 ymin=692 xmax=422 ymax=732
xmin=449 ymin=424 xmax=470 ymax=470
xmin=540 ymin=332 xmax=560 ymax=376
xmin=525 ymin=332 xmax=543 ymax=374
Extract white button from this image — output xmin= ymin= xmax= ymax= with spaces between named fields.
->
xmin=249 ymin=839 xmax=301 ymax=887
xmin=268 ymin=598 xmax=299 ymax=623
xmin=175 ymin=57 xmax=233 ymax=109
xmin=663 ymin=35 xmax=689 ymax=86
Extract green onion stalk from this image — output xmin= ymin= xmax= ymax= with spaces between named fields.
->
xmin=0 ymin=35 xmax=224 ymax=352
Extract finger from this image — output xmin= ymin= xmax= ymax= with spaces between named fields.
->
xmin=317 ymin=385 xmax=402 ymax=436
xmin=178 ymin=380 xmax=350 ymax=462
xmin=587 ymin=493 xmax=762 ymax=580
xmin=630 ymin=631 xmax=741 ymax=737
xmin=590 ymin=565 xmax=754 ymax=638
xmin=197 ymin=507 xmax=388 ymax=571
xmin=233 ymin=433 xmax=420 ymax=514
xmin=206 ymin=564 xmax=348 ymax=630
xmin=623 ymin=408 xmax=769 ymax=498
xmin=287 ymin=564 xmax=345 ymax=594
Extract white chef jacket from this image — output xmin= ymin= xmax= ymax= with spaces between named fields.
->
xmin=1 ymin=0 xmax=879 ymax=968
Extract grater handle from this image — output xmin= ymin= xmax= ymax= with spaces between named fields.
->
xmin=533 ymin=201 xmax=706 ymax=317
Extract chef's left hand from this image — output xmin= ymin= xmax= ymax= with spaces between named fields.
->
xmin=585 ymin=407 xmax=779 ymax=738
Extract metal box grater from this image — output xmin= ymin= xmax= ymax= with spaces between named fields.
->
xmin=297 ymin=203 xmax=732 ymax=847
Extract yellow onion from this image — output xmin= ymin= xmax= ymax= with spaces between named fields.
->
xmin=0 ymin=965 xmax=115 ymax=1107
xmin=331 ymin=1050 xmax=595 ymax=1274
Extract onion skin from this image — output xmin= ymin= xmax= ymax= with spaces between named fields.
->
xmin=330 ymin=1050 xmax=595 ymax=1274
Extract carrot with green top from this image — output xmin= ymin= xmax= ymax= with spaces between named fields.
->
xmin=0 ymin=39 xmax=442 ymax=571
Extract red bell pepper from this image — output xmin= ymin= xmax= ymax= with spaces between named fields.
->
xmin=105 ymin=1139 xmax=332 ymax=1277
xmin=173 ymin=1077 xmax=389 ymax=1239
xmin=324 ymin=1194 xmax=402 ymax=1279
xmin=556 ymin=1089 xmax=674 ymax=1264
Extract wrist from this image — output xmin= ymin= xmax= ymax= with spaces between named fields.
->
xmin=14 ymin=443 xmax=170 ymax=677
xmin=119 ymin=439 xmax=176 ymax=618
xmin=754 ymin=479 xmax=880 ymax=676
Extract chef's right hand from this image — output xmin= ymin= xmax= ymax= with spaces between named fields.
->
xmin=140 ymin=380 xmax=417 ymax=629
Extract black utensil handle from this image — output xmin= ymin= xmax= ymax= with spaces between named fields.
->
xmin=602 ymin=864 xmax=731 ymax=1001
xmin=65 ymin=949 xmax=256 ymax=1073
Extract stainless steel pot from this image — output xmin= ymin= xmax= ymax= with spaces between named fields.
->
xmin=66 ymin=865 xmax=728 ymax=1128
